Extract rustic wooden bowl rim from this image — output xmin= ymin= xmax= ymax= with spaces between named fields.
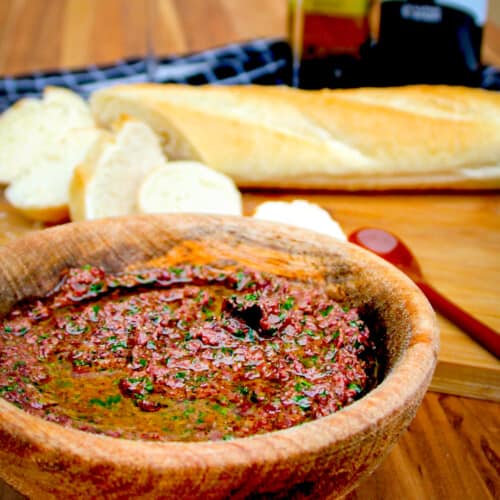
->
xmin=0 ymin=214 xmax=438 ymax=473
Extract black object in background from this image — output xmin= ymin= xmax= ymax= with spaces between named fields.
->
xmin=372 ymin=1 xmax=486 ymax=86
xmin=298 ymin=52 xmax=370 ymax=89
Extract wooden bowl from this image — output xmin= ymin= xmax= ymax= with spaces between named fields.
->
xmin=0 ymin=214 xmax=438 ymax=499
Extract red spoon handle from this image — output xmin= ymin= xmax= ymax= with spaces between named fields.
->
xmin=416 ymin=281 xmax=500 ymax=359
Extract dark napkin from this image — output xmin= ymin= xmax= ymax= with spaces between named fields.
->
xmin=0 ymin=38 xmax=291 ymax=112
xmin=1 ymin=37 xmax=498 ymax=112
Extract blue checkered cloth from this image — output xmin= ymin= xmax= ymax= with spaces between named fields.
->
xmin=1 ymin=37 xmax=498 ymax=112
xmin=0 ymin=38 xmax=292 ymax=112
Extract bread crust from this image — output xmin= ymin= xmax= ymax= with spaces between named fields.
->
xmin=68 ymin=131 xmax=114 ymax=222
xmin=10 ymin=204 xmax=69 ymax=224
xmin=91 ymin=84 xmax=500 ymax=190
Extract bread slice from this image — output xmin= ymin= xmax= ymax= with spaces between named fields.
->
xmin=0 ymin=87 xmax=94 ymax=184
xmin=137 ymin=161 xmax=242 ymax=216
xmin=253 ymin=200 xmax=346 ymax=241
xmin=69 ymin=119 xmax=168 ymax=221
xmin=5 ymin=129 xmax=105 ymax=222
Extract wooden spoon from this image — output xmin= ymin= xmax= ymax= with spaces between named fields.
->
xmin=348 ymin=227 xmax=500 ymax=359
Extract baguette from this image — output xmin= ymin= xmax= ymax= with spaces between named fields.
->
xmin=90 ymin=84 xmax=500 ymax=190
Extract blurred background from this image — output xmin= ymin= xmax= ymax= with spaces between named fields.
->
xmin=0 ymin=0 xmax=498 ymax=76
xmin=0 ymin=0 xmax=285 ymax=75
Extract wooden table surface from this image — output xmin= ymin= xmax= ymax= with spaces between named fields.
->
xmin=0 ymin=2 xmax=499 ymax=499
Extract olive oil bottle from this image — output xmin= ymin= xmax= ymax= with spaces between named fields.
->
xmin=288 ymin=0 xmax=372 ymax=88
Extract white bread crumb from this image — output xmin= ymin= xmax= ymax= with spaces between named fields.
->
xmin=253 ymin=200 xmax=346 ymax=241
xmin=138 ymin=161 xmax=242 ymax=216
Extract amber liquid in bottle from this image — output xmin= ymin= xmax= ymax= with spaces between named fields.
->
xmin=288 ymin=0 xmax=371 ymax=89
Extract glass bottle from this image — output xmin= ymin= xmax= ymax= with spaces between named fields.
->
xmin=288 ymin=0 xmax=372 ymax=88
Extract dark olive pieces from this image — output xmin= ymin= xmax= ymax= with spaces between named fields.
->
xmin=0 ymin=264 xmax=376 ymax=441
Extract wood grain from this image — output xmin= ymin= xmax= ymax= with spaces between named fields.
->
xmin=346 ymin=392 xmax=499 ymax=500
xmin=0 ymin=1 xmax=499 ymax=499
xmin=0 ymin=0 xmax=287 ymax=75
xmin=0 ymin=0 xmax=498 ymax=75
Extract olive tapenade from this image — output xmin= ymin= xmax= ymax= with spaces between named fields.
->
xmin=0 ymin=264 xmax=376 ymax=442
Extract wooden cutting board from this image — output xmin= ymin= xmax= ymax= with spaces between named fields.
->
xmin=247 ymin=192 xmax=500 ymax=402
xmin=0 ymin=189 xmax=499 ymax=401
